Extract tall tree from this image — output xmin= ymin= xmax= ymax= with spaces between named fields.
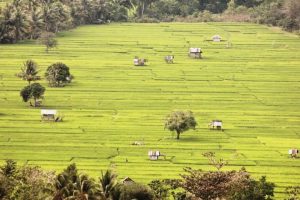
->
xmin=165 ymin=110 xmax=197 ymax=139
xmin=99 ymin=170 xmax=118 ymax=199
xmin=16 ymin=59 xmax=40 ymax=85
xmin=29 ymin=4 xmax=44 ymax=39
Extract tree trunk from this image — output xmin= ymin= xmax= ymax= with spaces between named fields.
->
xmin=34 ymin=97 xmax=37 ymax=107
xmin=176 ymin=130 xmax=180 ymax=140
xmin=141 ymin=1 xmax=145 ymax=17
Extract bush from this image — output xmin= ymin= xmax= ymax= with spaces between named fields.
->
xmin=119 ymin=183 xmax=154 ymax=200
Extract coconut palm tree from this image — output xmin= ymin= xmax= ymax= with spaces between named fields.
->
xmin=29 ymin=5 xmax=44 ymax=39
xmin=16 ymin=59 xmax=40 ymax=85
xmin=99 ymin=170 xmax=118 ymax=199
xmin=11 ymin=0 xmax=29 ymax=42
xmin=70 ymin=174 xmax=101 ymax=200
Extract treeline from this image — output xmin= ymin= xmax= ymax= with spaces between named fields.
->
xmin=139 ymin=0 xmax=300 ymax=32
xmin=0 ymin=0 xmax=299 ymax=44
xmin=3 ymin=159 xmax=299 ymax=200
xmin=0 ymin=0 xmax=130 ymax=43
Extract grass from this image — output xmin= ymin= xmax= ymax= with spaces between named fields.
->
xmin=0 ymin=0 xmax=10 ymax=8
xmin=0 ymin=22 xmax=300 ymax=198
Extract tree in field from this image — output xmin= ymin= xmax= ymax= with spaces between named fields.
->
xmin=45 ymin=62 xmax=73 ymax=87
xmin=164 ymin=110 xmax=197 ymax=140
xmin=20 ymin=83 xmax=45 ymax=107
xmin=16 ymin=60 xmax=40 ymax=85
xmin=39 ymin=32 xmax=57 ymax=53
xmin=99 ymin=170 xmax=118 ymax=199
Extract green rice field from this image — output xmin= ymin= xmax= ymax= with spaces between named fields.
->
xmin=0 ymin=23 xmax=299 ymax=198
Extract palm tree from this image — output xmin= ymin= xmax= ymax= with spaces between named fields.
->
xmin=70 ymin=174 xmax=101 ymax=200
xmin=16 ymin=59 xmax=40 ymax=85
xmin=52 ymin=164 xmax=79 ymax=200
xmin=11 ymin=0 xmax=29 ymax=42
xmin=99 ymin=170 xmax=118 ymax=199
xmin=0 ymin=4 xmax=16 ymax=43
xmin=29 ymin=5 xmax=44 ymax=39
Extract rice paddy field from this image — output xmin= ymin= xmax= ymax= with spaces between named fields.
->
xmin=0 ymin=22 xmax=299 ymax=198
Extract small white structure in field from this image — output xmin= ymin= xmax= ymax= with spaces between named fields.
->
xmin=209 ymin=120 xmax=223 ymax=130
xmin=288 ymin=149 xmax=299 ymax=158
xmin=212 ymin=35 xmax=222 ymax=42
xmin=164 ymin=55 xmax=174 ymax=63
xmin=133 ymin=56 xmax=148 ymax=66
xmin=41 ymin=109 xmax=57 ymax=121
xmin=148 ymin=150 xmax=161 ymax=160
xmin=189 ymin=48 xmax=202 ymax=59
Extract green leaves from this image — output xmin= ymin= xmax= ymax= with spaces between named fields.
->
xmin=20 ymin=83 xmax=45 ymax=106
xmin=45 ymin=62 xmax=73 ymax=87
xmin=165 ymin=110 xmax=197 ymax=139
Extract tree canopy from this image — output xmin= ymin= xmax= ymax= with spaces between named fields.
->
xmin=20 ymin=82 xmax=45 ymax=107
xmin=45 ymin=62 xmax=73 ymax=87
xmin=165 ymin=110 xmax=197 ymax=139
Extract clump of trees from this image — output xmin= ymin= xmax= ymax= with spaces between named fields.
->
xmin=165 ymin=110 xmax=197 ymax=139
xmin=3 ymin=159 xmax=299 ymax=200
xmin=180 ymin=167 xmax=275 ymax=200
xmin=17 ymin=60 xmax=73 ymax=107
xmin=0 ymin=0 xmax=130 ymax=44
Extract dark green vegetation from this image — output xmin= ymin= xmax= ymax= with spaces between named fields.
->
xmin=0 ymin=23 xmax=299 ymax=199
xmin=0 ymin=160 xmax=278 ymax=200
xmin=0 ymin=0 xmax=300 ymax=44
xmin=20 ymin=82 xmax=45 ymax=107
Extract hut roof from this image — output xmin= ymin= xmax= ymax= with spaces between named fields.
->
xmin=122 ymin=177 xmax=135 ymax=184
xmin=189 ymin=48 xmax=201 ymax=53
xmin=41 ymin=109 xmax=57 ymax=115
xmin=212 ymin=35 xmax=222 ymax=39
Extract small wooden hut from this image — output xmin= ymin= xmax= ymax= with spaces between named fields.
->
xmin=122 ymin=177 xmax=135 ymax=185
xmin=288 ymin=149 xmax=299 ymax=158
xmin=133 ymin=56 xmax=148 ymax=66
xmin=41 ymin=109 xmax=57 ymax=121
xmin=209 ymin=120 xmax=223 ymax=130
xmin=148 ymin=150 xmax=161 ymax=160
xmin=212 ymin=35 xmax=222 ymax=42
xmin=189 ymin=48 xmax=202 ymax=59
xmin=164 ymin=55 xmax=174 ymax=63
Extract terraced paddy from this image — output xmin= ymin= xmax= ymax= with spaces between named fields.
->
xmin=0 ymin=23 xmax=299 ymax=198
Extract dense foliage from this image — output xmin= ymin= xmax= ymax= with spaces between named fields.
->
xmin=164 ymin=110 xmax=197 ymax=140
xmin=0 ymin=160 xmax=282 ymax=200
xmin=45 ymin=62 xmax=73 ymax=87
xmin=0 ymin=0 xmax=299 ymax=44
xmin=20 ymin=82 xmax=45 ymax=106
xmin=181 ymin=167 xmax=275 ymax=200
